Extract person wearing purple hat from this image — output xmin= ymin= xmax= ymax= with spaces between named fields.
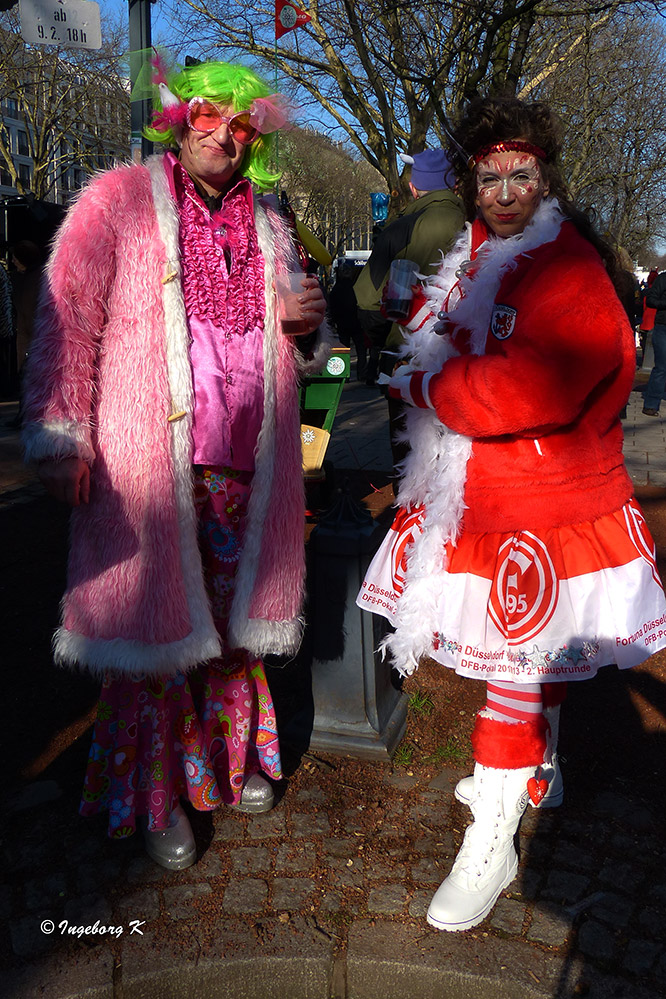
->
xmin=402 ymin=148 xmax=458 ymax=191
xmin=355 ymin=149 xmax=464 ymax=483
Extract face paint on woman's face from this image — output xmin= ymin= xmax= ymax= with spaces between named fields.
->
xmin=475 ymin=151 xmax=548 ymax=237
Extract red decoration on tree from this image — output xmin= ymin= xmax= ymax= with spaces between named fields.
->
xmin=275 ymin=1 xmax=311 ymax=40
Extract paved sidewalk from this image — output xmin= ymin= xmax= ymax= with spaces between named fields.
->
xmin=2 ymin=374 xmax=666 ymax=999
xmin=621 ymin=387 xmax=666 ymax=487
xmin=325 ymin=375 xmax=393 ymax=476
xmin=1 ymin=375 xmax=662 ymax=499
xmin=0 ymin=400 xmax=43 ymax=505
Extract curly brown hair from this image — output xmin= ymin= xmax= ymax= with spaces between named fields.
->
xmin=448 ymin=96 xmax=619 ymax=284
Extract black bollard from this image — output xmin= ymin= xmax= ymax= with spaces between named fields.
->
xmin=306 ymin=483 xmax=407 ymax=759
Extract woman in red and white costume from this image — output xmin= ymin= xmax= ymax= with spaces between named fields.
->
xmin=357 ymin=97 xmax=666 ymax=932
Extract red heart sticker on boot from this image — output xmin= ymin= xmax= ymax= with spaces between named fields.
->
xmin=527 ymin=777 xmax=549 ymax=805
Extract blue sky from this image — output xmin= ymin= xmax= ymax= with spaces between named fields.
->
xmin=98 ymin=1 xmax=343 ymax=138
xmin=99 ymin=0 xmax=173 ymax=44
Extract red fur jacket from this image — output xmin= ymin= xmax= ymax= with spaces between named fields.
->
xmin=390 ymin=215 xmax=635 ymax=534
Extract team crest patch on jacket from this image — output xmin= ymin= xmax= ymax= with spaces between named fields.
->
xmin=491 ymin=304 xmax=517 ymax=340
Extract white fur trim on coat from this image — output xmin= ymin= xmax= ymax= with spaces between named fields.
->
xmin=228 ymin=199 xmax=299 ymax=654
xmin=142 ymin=156 xmax=223 ymax=671
xmin=228 ymin=197 xmax=331 ymax=654
xmin=22 ymin=417 xmax=96 ymax=465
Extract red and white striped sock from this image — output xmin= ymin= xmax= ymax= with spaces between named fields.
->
xmin=485 ymin=681 xmax=543 ymax=724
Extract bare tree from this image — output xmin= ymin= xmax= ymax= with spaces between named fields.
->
xmin=279 ymin=125 xmax=386 ymax=255
xmin=0 ymin=9 xmax=129 ymax=199
xmin=523 ymin=13 xmax=666 ymax=258
xmin=161 ymin=0 xmax=665 ymax=211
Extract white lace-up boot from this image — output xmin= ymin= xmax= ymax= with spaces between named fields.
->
xmin=427 ymin=763 xmax=533 ymax=932
xmin=455 ymin=705 xmax=563 ymax=809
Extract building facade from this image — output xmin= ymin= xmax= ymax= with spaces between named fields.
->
xmin=0 ymin=22 xmax=130 ymax=207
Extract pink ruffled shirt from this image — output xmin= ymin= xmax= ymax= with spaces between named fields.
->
xmin=164 ymin=153 xmax=266 ymax=469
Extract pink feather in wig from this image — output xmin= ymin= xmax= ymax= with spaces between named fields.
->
xmin=150 ymin=102 xmax=188 ymax=133
xmin=150 ymin=49 xmax=171 ymax=88
xmin=249 ymin=94 xmax=295 ymax=133
xmin=149 ymin=47 xmax=186 ymax=137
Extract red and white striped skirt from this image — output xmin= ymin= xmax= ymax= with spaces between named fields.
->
xmin=357 ymin=498 xmax=666 ymax=682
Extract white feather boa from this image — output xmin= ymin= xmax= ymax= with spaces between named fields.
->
xmin=382 ymin=199 xmax=564 ymax=674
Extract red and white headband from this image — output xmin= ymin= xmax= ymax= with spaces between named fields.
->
xmin=470 ymin=140 xmax=547 ymax=168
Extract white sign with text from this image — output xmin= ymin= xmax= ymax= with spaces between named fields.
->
xmin=19 ymin=0 xmax=102 ymax=51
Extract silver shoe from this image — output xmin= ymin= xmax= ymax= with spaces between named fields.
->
xmin=142 ymin=803 xmax=197 ymax=871
xmin=230 ymin=773 xmax=275 ymax=814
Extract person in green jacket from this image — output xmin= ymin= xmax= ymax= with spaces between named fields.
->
xmin=354 ymin=149 xmax=464 ymax=478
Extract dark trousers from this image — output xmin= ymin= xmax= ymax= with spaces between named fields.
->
xmin=644 ymin=324 xmax=666 ymax=411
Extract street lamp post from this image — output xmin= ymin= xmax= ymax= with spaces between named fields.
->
xmin=128 ymin=0 xmax=152 ymax=161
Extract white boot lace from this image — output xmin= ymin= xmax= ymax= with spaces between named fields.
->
xmin=450 ymin=812 xmax=505 ymax=885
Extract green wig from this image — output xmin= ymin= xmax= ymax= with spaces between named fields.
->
xmin=145 ymin=61 xmax=281 ymax=192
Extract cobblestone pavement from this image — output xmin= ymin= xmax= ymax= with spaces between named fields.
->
xmin=622 ymin=388 xmax=666 ymax=487
xmin=3 ymin=746 xmax=666 ymax=998
xmin=2 ymin=374 xmax=666 ymax=998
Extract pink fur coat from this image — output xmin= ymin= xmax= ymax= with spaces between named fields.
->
xmin=22 ymin=156 xmax=330 ymax=678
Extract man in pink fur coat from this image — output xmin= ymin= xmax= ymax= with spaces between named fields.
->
xmin=21 ymin=59 xmax=330 ymax=870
